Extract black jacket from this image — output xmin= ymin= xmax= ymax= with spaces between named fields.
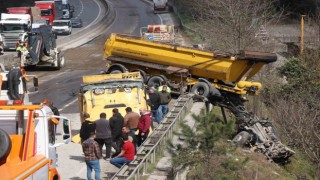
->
xmin=109 ymin=113 xmax=124 ymax=141
xmin=80 ymin=120 xmax=96 ymax=141
xmin=148 ymin=92 xmax=161 ymax=110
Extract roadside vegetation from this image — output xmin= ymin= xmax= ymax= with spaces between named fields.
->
xmin=170 ymin=0 xmax=320 ymax=178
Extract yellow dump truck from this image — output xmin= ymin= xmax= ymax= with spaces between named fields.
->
xmin=102 ymin=33 xmax=295 ymax=163
xmin=78 ymin=72 xmax=148 ymax=123
xmin=103 ymin=33 xmax=276 ymax=96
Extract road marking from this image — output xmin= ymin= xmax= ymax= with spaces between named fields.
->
xmin=59 ymin=0 xmax=102 ymax=40
xmin=75 ymin=0 xmax=84 ymax=19
xmin=58 ymin=98 xmax=78 ymax=112
xmin=156 ymin=14 xmax=163 ymax=25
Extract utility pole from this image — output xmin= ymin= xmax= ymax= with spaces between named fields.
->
xmin=300 ymin=15 xmax=306 ymax=54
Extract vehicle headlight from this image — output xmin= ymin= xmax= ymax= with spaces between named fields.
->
xmin=93 ymin=88 xmax=105 ymax=95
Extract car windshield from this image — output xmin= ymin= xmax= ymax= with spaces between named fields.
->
xmin=53 ymin=22 xmax=69 ymax=26
xmin=0 ymin=24 xmax=27 ymax=33
xmin=41 ymin=9 xmax=52 ymax=16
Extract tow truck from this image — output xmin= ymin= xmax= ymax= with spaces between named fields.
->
xmin=0 ymin=63 xmax=72 ymax=179
xmin=103 ymin=33 xmax=294 ymax=163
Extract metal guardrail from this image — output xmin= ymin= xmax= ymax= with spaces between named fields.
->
xmin=111 ymin=94 xmax=193 ymax=180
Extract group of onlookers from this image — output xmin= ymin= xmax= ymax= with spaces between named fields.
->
xmin=80 ymin=83 xmax=171 ymax=180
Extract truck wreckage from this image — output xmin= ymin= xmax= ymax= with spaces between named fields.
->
xmin=104 ymin=33 xmax=295 ymax=163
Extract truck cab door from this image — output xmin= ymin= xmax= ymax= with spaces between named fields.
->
xmin=50 ymin=115 xmax=72 ymax=146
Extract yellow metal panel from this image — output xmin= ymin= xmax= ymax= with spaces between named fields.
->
xmin=82 ymin=72 xmax=141 ymax=83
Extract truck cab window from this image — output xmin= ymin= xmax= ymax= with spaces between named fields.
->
xmin=48 ymin=120 xmax=56 ymax=144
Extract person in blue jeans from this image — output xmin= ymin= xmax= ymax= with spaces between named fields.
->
xmin=147 ymin=86 xmax=162 ymax=124
xmin=110 ymin=133 xmax=135 ymax=168
xmin=82 ymin=132 xmax=102 ymax=180
xmin=158 ymin=85 xmax=171 ymax=120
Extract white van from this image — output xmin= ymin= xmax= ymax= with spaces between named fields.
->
xmin=52 ymin=19 xmax=72 ymax=35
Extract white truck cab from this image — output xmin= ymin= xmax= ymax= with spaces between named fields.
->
xmin=0 ymin=13 xmax=31 ymax=50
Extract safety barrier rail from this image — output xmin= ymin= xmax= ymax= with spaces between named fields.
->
xmin=111 ymin=94 xmax=193 ymax=180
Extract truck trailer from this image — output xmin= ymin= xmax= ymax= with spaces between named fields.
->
xmin=103 ymin=33 xmax=294 ymax=163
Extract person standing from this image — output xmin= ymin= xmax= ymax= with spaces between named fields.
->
xmin=109 ymin=108 xmax=124 ymax=156
xmin=158 ymin=85 xmax=171 ymax=120
xmin=123 ymin=107 xmax=140 ymax=134
xmin=80 ymin=113 xmax=96 ymax=143
xmin=95 ymin=113 xmax=112 ymax=160
xmin=137 ymin=108 xmax=151 ymax=146
xmin=82 ymin=132 xmax=102 ymax=180
xmin=147 ymin=87 xmax=162 ymax=124
xmin=110 ymin=133 xmax=135 ymax=168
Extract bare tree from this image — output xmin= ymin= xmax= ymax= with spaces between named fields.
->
xmin=174 ymin=0 xmax=280 ymax=53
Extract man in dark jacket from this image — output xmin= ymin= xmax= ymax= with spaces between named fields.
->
xmin=147 ymin=86 xmax=161 ymax=124
xmin=109 ymin=108 xmax=124 ymax=156
xmin=158 ymin=85 xmax=171 ymax=120
xmin=137 ymin=108 xmax=151 ymax=146
xmin=95 ymin=113 xmax=112 ymax=160
xmin=80 ymin=113 xmax=96 ymax=143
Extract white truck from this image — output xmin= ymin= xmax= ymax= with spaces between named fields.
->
xmin=0 ymin=13 xmax=31 ymax=50
xmin=153 ymin=0 xmax=168 ymax=13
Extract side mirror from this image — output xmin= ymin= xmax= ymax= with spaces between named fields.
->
xmin=63 ymin=119 xmax=71 ymax=144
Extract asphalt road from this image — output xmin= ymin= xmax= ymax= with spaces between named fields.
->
xmin=26 ymin=0 xmax=175 ymax=179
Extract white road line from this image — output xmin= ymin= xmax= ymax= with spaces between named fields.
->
xmin=59 ymin=0 xmax=102 ymax=40
xmin=58 ymin=98 xmax=78 ymax=112
xmin=157 ymin=14 xmax=163 ymax=25
xmin=75 ymin=0 xmax=84 ymax=19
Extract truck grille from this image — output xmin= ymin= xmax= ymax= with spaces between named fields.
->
xmin=2 ymin=34 xmax=20 ymax=49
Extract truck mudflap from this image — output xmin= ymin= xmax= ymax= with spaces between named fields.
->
xmin=207 ymin=92 xmax=295 ymax=163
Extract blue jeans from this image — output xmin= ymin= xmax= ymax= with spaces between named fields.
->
xmin=110 ymin=156 xmax=132 ymax=168
xmin=159 ymin=104 xmax=168 ymax=120
xmin=85 ymin=159 xmax=100 ymax=180
xmin=152 ymin=108 xmax=162 ymax=124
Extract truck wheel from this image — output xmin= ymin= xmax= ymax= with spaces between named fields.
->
xmin=147 ymin=75 xmax=165 ymax=88
xmin=110 ymin=70 xmax=122 ymax=74
xmin=191 ymin=82 xmax=210 ymax=97
xmin=231 ymin=131 xmax=251 ymax=147
xmin=55 ymin=53 xmax=64 ymax=70
xmin=131 ymin=69 xmax=147 ymax=83
xmin=0 ymin=128 xmax=12 ymax=162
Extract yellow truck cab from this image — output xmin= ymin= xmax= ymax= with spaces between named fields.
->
xmin=78 ymin=72 xmax=148 ymax=123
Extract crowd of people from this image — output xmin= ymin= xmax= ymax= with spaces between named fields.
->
xmin=80 ymin=84 xmax=172 ymax=179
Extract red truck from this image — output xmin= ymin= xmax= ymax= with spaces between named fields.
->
xmin=7 ymin=7 xmax=41 ymax=22
xmin=35 ymin=1 xmax=63 ymax=25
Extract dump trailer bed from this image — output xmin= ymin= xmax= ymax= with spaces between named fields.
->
xmin=104 ymin=33 xmax=276 ymax=83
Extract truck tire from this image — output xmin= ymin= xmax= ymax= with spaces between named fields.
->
xmin=147 ymin=75 xmax=165 ymax=88
xmin=110 ymin=70 xmax=122 ymax=74
xmin=0 ymin=128 xmax=12 ymax=162
xmin=131 ymin=69 xmax=147 ymax=83
xmin=107 ymin=64 xmax=127 ymax=74
xmin=231 ymin=131 xmax=251 ymax=147
xmin=55 ymin=52 xmax=65 ymax=70
xmin=191 ymin=82 xmax=210 ymax=97
xmin=7 ymin=68 xmax=22 ymax=100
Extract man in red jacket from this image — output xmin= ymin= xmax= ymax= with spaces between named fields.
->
xmin=137 ymin=108 xmax=151 ymax=146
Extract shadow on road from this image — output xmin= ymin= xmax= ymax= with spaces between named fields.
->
xmin=70 ymin=177 xmax=86 ymax=180
xmin=69 ymin=155 xmax=84 ymax=162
